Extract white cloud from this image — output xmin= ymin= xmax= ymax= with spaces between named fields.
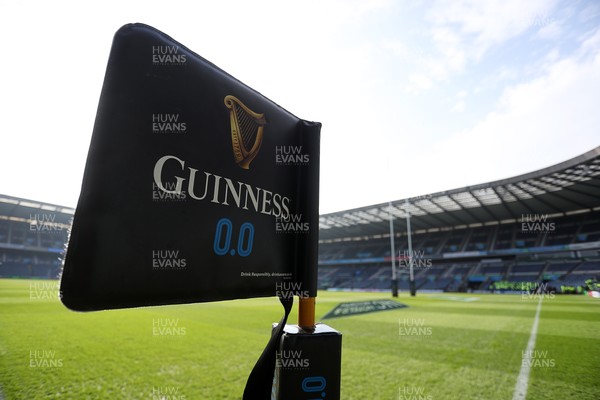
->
xmin=579 ymin=27 xmax=600 ymax=56
xmin=537 ymin=20 xmax=563 ymax=40
xmin=429 ymin=27 xmax=466 ymax=76
xmin=429 ymin=0 xmax=558 ymax=54
xmin=452 ymin=91 xmax=468 ymax=112
xmin=409 ymin=0 xmax=561 ymax=91
xmin=452 ymin=101 xmax=465 ymax=113
xmin=424 ymin=28 xmax=600 ymax=189
xmin=407 ymin=73 xmax=434 ymax=92
xmin=579 ymin=3 xmax=600 ymax=23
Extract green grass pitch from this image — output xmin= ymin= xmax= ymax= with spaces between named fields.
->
xmin=0 ymin=279 xmax=599 ymax=399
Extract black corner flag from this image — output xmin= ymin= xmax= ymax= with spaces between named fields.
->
xmin=60 ymin=23 xmax=338 ymax=399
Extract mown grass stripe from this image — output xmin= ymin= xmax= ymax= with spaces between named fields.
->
xmin=512 ymin=297 xmax=543 ymax=400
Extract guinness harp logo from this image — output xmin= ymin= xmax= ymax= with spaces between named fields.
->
xmin=224 ymin=95 xmax=266 ymax=169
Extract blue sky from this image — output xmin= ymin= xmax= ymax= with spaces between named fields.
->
xmin=1 ymin=0 xmax=599 ymax=213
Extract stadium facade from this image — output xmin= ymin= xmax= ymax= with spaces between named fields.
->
xmin=2 ymin=146 xmax=599 ymax=293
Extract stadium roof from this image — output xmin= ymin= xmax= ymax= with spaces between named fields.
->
xmin=0 ymin=194 xmax=75 ymax=225
xmin=319 ymin=145 xmax=600 ymax=242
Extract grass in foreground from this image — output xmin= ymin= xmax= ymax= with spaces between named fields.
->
xmin=0 ymin=279 xmax=599 ymax=399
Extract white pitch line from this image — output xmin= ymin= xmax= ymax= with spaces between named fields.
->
xmin=512 ymin=297 xmax=543 ymax=400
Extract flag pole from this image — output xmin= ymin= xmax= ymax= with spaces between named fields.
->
xmin=389 ymin=201 xmax=398 ymax=297
xmin=405 ymin=199 xmax=416 ymax=296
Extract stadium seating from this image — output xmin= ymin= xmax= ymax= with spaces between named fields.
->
xmin=2 ymin=191 xmax=599 ymax=293
xmin=0 ymin=217 xmax=68 ymax=279
xmin=317 ymin=210 xmax=600 ymax=293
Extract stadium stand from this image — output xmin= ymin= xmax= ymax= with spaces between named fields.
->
xmin=0 ymin=195 xmax=73 ymax=279
xmin=318 ymin=146 xmax=600 ymax=294
xmin=2 ymin=147 xmax=600 ymax=296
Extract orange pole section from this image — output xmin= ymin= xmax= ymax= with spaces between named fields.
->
xmin=298 ymin=296 xmax=316 ymax=329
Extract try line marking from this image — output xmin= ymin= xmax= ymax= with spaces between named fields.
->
xmin=512 ymin=297 xmax=543 ymax=400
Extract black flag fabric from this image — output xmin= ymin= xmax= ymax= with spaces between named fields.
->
xmin=60 ymin=23 xmax=320 ymax=311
